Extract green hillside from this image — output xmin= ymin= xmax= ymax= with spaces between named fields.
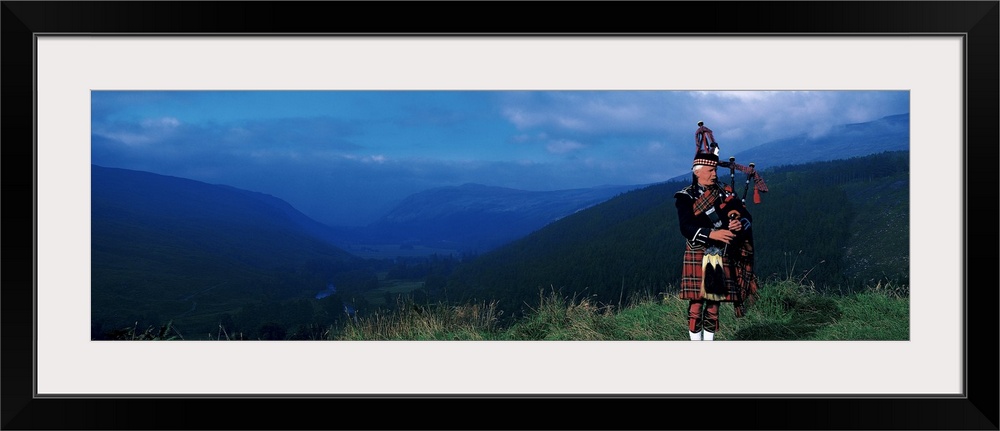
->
xmin=94 ymin=152 xmax=910 ymax=340
xmin=444 ymin=151 xmax=910 ymax=322
xmin=91 ymin=166 xmax=375 ymax=339
xmin=332 ymin=279 xmax=908 ymax=341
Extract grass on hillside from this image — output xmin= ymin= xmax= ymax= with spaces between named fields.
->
xmin=329 ymin=277 xmax=909 ymax=341
xmin=111 ymin=277 xmax=908 ymax=341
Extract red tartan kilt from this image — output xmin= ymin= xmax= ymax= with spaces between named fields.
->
xmin=678 ymin=243 xmax=741 ymax=302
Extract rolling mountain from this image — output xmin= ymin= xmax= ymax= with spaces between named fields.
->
xmin=351 ymin=183 xmax=642 ymax=253
xmin=734 ymin=113 xmax=909 ymax=167
xmin=89 ymin=112 xmax=911 ymax=337
xmin=91 ymin=165 xmax=369 ymax=339
xmin=355 ymin=113 xmax=908 ymax=256
xmin=445 ymin=151 xmax=911 ymax=321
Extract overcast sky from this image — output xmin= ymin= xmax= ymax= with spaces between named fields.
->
xmin=91 ymin=90 xmax=908 ymax=226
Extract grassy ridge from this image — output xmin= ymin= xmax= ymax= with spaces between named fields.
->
xmin=328 ymin=278 xmax=908 ymax=341
xmin=118 ymin=276 xmax=908 ymax=341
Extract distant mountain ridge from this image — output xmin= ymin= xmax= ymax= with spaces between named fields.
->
xmin=92 ymin=165 xmax=358 ymax=261
xmin=446 ymin=151 xmax=911 ymax=321
xmin=91 ymin=112 xmax=910 ymax=269
xmin=356 ymin=182 xmax=642 ymax=253
xmin=668 ymin=113 xmax=909 ymax=182
xmin=91 ymin=165 xmax=366 ymax=337
xmin=364 ymin=113 xmax=908 ymax=253
xmin=733 ymin=113 xmax=909 ymax=167
xmin=90 ymin=152 xmax=910 ymax=338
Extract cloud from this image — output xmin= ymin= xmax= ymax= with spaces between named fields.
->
xmin=366 ymin=154 xmax=387 ymax=164
xmin=92 ymin=116 xmax=183 ymax=147
xmin=676 ymin=91 xmax=909 ymax=146
xmin=501 ymin=91 xmax=671 ymax=136
xmin=141 ymin=117 xmax=181 ymax=128
xmin=546 ymin=139 xmax=585 ymax=154
xmin=91 ymin=90 xmax=909 ymax=226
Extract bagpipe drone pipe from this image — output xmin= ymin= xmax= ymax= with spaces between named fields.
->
xmin=714 ymin=155 xmax=768 ymax=253
xmin=716 ymin=156 xmax=768 ymax=315
xmin=719 ymin=156 xmax=769 ymax=205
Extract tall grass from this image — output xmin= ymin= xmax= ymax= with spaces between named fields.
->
xmin=117 ymin=275 xmax=907 ymax=341
xmin=105 ymin=320 xmax=185 ymax=340
xmin=326 ymin=277 xmax=909 ymax=341
xmin=334 ymin=296 xmax=504 ymax=340
xmin=502 ymin=288 xmax=617 ymax=340
xmin=809 ymin=281 xmax=909 ymax=340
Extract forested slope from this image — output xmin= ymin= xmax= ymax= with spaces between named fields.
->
xmin=445 ymin=151 xmax=910 ymax=321
xmin=91 ymin=165 xmax=373 ymax=339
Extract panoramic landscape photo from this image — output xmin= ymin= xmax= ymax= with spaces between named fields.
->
xmin=91 ymin=90 xmax=910 ymax=341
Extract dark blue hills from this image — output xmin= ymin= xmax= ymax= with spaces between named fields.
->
xmin=91 ymin=165 xmax=365 ymax=338
xmin=90 ymin=112 xmax=910 ymax=338
xmin=359 ymin=182 xmax=642 ymax=253
xmin=367 ymin=113 xmax=907 ymax=253
xmin=92 ymin=165 xmax=359 ymax=264
xmin=733 ymin=113 xmax=909 ymax=168
xmin=89 ymin=165 xmax=648 ymax=337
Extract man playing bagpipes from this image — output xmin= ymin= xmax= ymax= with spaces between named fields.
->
xmin=673 ymin=151 xmax=762 ymax=340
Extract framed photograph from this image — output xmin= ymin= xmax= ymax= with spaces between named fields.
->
xmin=4 ymin=2 xmax=997 ymax=429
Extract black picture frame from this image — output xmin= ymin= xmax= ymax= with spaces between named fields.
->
xmin=3 ymin=1 xmax=997 ymax=430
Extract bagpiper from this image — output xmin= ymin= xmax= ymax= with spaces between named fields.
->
xmin=673 ymin=151 xmax=759 ymax=340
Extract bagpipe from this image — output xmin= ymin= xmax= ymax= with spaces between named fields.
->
xmin=698 ymin=126 xmax=769 ymax=205
xmin=709 ymin=155 xmax=768 ymax=247
xmin=694 ymin=125 xmax=768 ymax=314
xmin=714 ymin=155 xmax=766 ymax=315
xmin=718 ymin=155 xmax=769 ymax=206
